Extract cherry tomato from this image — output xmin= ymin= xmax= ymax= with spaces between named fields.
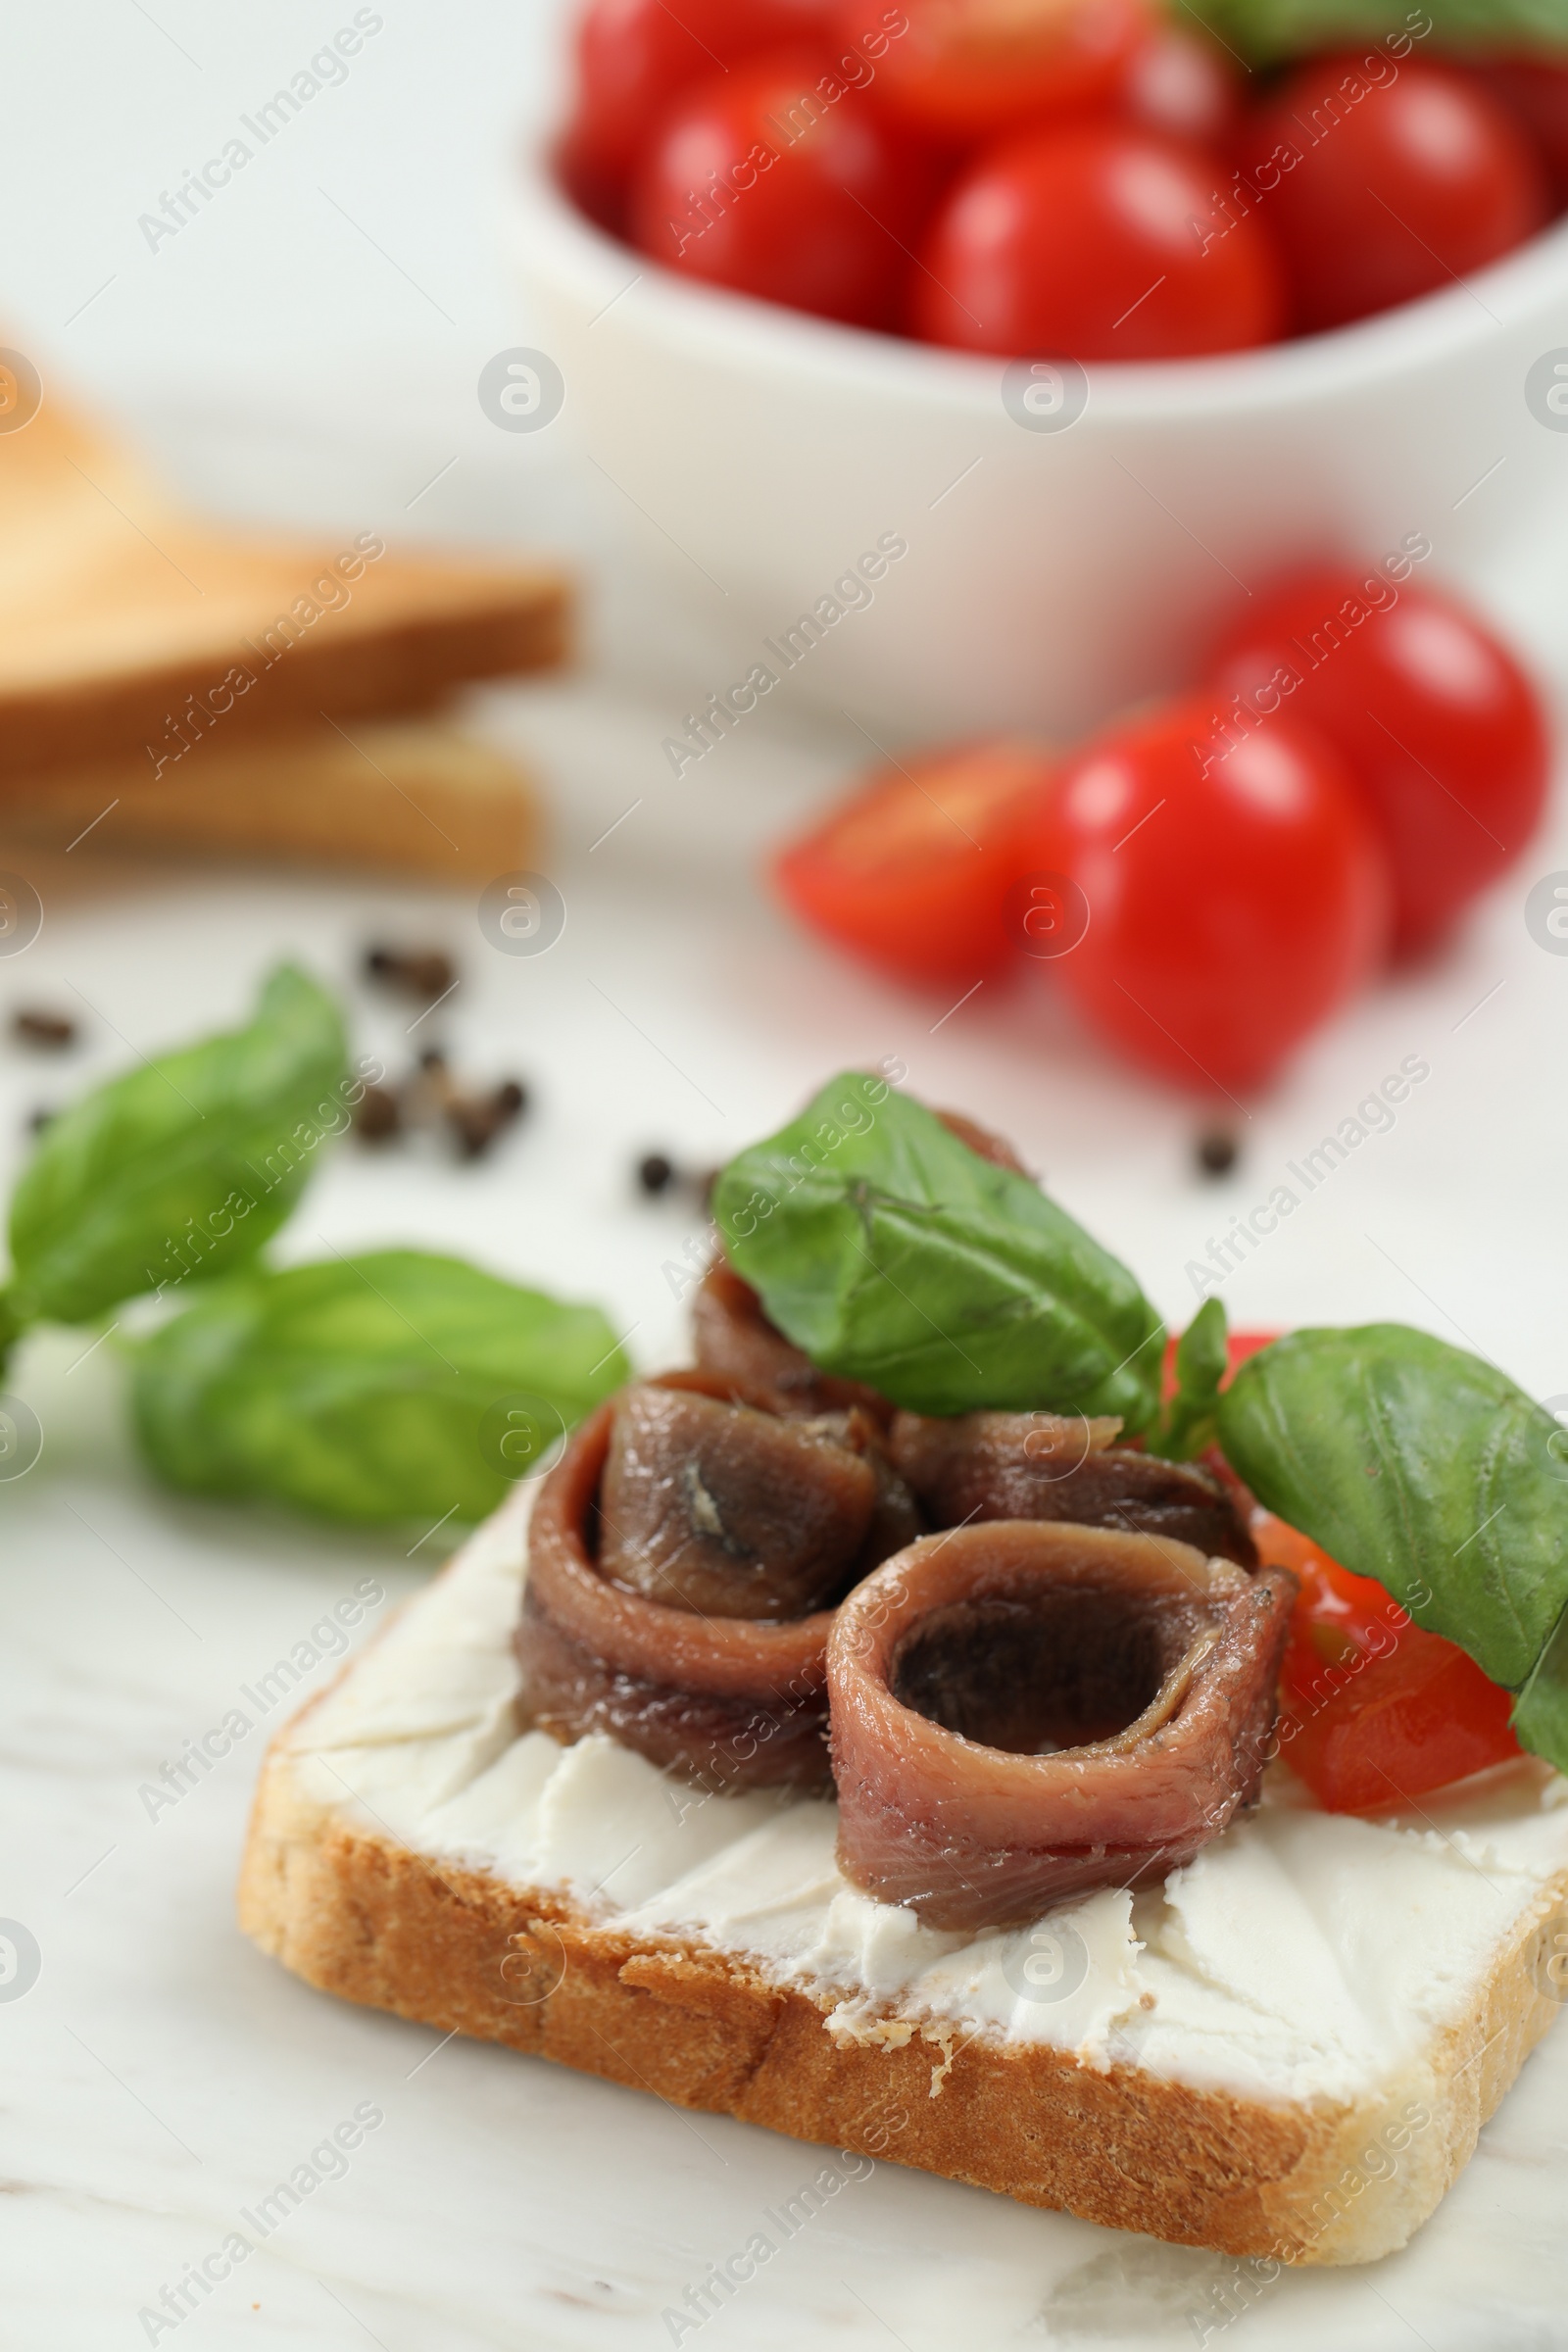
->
xmin=835 ymin=0 xmax=1152 ymax=138
xmin=1224 ymin=1329 xmax=1278 ymax=1376
xmin=630 ymin=50 xmax=933 ymax=326
xmin=912 ymin=124 xmax=1286 ymax=359
xmin=561 ymin=0 xmax=835 ymax=200
xmin=1209 ymin=568 xmax=1551 ymax=959
xmin=1239 ymin=55 xmax=1547 ymax=334
xmin=773 ymin=740 xmax=1054 ymax=989
xmin=1478 ymin=56 xmax=1568 ymax=204
xmin=1117 ymin=22 xmax=1244 ymax=148
xmin=1026 ymin=695 xmax=1390 ymax=1095
xmin=1255 ymin=1514 xmax=1522 ymax=1813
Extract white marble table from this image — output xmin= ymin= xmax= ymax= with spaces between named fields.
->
xmin=4 ymin=664 xmax=1568 ymax=2351
xmin=5 ymin=2 xmax=1568 ymax=2341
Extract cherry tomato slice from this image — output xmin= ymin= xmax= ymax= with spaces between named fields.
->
xmin=773 ymin=740 xmax=1055 ymax=989
xmin=1225 ymin=1330 xmax=1278 ymax=1376
xmin=1239 ymin=55 xmax=1547 ymax=334
xmin=912 ymin=124 xmax=1286 ymax=360
xmin=836 ymin=0 xmax=1152 ymax=138
xmin=562 ymin=0 xmax=836 ymax=200
xmin=1026 ymin=694 xmax=1390 ymax=1095
xmin=630 ymin=49 xmax=933 ymax=326
xmin=1255 ymin=1514 xmax=1522 ymax=1813
xmin=1208 ymin=568 xmax=1551 ymax=960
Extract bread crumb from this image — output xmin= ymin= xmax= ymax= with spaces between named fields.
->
xmin=824 ymin=2001 xmax=914 ymax=2051
xmin=926 ymin=2027 xmax=959 ymax=2097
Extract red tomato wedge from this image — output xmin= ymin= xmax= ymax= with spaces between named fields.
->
xmin=1254 ymin=1513 xmax=1522 ymax=1814
xmin=773 ymin=740 xmax=1054 ymax=990
xmin=1224 ymin=1329 xmax=1278 ymax=1378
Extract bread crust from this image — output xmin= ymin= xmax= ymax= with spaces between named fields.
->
xmin=0 ymin=719 xmax=540 ymax=880
xmin=0 ymin=397 xmax=569 ymax=779
xmin=238 ymin=1674 xmax=1568 ymax=2267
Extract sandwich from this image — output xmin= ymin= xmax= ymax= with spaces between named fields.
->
xmin=240 ymin=1073 xmax=1568 ymax=2266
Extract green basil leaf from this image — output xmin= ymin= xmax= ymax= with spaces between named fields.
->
xmin=6 ymin=965 xmax=349 ymax=1328
xmin=1187 ymin=0 xmax=1566 ymax=65
xmin=1514 ymin=1605 xmax=1568 ymax=1771
xmin=1216 ymin=1325 xmax=1568 ymax=1707
xmin=130 ymin=1249 xmax=629 ymax=1525
xmin=1158 ymin=1298 xmax=1229 ymax=1460
xmin=712 ymin=1074 xmax=1164 ymax=1428
xmin=0 ymin=1287 xmax=23 ymax=1381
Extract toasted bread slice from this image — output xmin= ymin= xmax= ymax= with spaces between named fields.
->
xmin=238 ymin=1494 xmax=1568 ymax=2267
xmin=0 ymin=397 xmax=567 ymax=776
xmin=0 ymin=713 xmax=539 ymax=881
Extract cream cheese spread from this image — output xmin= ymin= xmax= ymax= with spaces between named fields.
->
xmin=286 ymin=1486 xmax=1568 ymax=2107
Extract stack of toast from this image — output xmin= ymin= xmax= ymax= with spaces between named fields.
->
xmin=0 ymin=370 xmax=570 ymax=880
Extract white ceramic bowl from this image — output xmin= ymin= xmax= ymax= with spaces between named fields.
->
xmin=510 ymin=151 xmax=1568 ymax=740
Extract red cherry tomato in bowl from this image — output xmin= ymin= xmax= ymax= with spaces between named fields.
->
xmin=773 ymin=739 xmax=1054 ymax=989
xmin=913 ymin=124 xmax=1286 ymax=359
xmin=1478 ymin=55 xmax=1568 ymax=203
xmin=1209 ymin=568 xmax=1551 ymax=959
xmin=1255 ymin=1514 xmax=1523 ymax=1813
xmin=1026 ymin=694 xmax=1391 ymax=1094
xmin=562 ymin=0 xmax=836 ymax=195
xmin=1117 ymin=21 xmax=1244 ymax=148
xmin=835 ymin=0 xmax=1152 ymax=138
xmin=630 ymin=49 xmax=932 ymax=326
xmin=1239 ymin=56 xmax=1547 ymax=334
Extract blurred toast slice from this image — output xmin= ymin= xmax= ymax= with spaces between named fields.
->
xmin=0 ymin=392 xmax=569 ymax=780
xmin=0 ymin=714 xmax=540 ymax=883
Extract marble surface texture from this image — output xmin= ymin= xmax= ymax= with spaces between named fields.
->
xmin=5 ymin=671 xmax=1568 ymax=2352
xmin=4 ymin=2 xmax=1568 ymax=2344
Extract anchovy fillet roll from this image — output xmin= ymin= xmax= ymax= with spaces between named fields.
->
xmin=829 ymin=1523 xmax=1296 ymax=1930
xmin=600 ymin=1384 xmax=918 ymax=1620
xmin=516 ymin=1375 xmax=918 ymax=1790
xmin=889 ymin=1410 xmax=1257 ymax=1569
xmin=689 ymin=1107 xmax=1018 ymax=1417
xmin=692 ymin=1262 xmax=892 ymax=1420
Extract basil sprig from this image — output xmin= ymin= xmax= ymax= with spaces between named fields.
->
xmin=1157 ymin=1297 xmax=1230 ymax=1461
xmin=3 ymin=963 xmax=348 ymax=1338
xmin=1218 ymin=1326 xmax=1568 ymax=1771
xmin=131 ymin=1250 xmax=629 ymax=1525
xmin=0 ymin=972 xmax=631 ymax=1533
xmin=712 ymin=1075 xmax=1165 ymax=1429
xmin=1184 ymin=0 xmax=1568 ymax=65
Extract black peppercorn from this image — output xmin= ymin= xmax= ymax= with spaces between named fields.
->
xmin=363 ymin=946 xmax=457 ymax=1002
xmin=13 ymin=1008 xmax=76 ymax=1050
xmin=355 ymin=1085 xmax=402 ymax=1144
